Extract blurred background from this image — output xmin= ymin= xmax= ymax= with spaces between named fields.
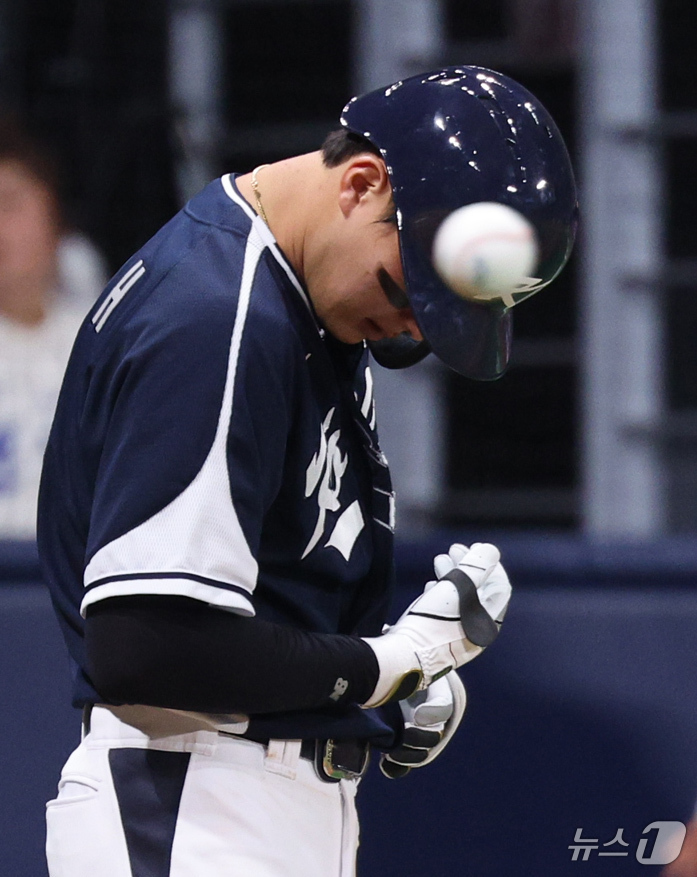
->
xmin=1 ymin=1 xmax=697 ymax=875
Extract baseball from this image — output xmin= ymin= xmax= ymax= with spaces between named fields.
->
xmin=432 ymin=202 xmax=539 ymax=308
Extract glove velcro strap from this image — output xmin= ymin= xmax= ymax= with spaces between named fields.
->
xmin=361 ymin=635 xmax=423 ymax=707
xmin=441 ymin=568 xmax=499 ymax=647
xmin=390 ymin=670 xmax=423 ymax=703
xmin=364 ymin=669 xmax=422 ymax=708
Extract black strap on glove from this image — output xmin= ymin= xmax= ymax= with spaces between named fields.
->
xmin=440 ymin=567 xmax=500 ymax=647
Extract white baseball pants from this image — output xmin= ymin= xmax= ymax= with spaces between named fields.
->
xmin=46 ymin=706 xmax=360 ymax=877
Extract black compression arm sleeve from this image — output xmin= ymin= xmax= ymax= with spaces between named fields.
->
xmin=85 ymin=595 xmax=379 ymax=714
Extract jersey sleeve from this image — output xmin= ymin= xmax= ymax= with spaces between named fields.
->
xmin=80 ymin=229 xmax=296 ymax=618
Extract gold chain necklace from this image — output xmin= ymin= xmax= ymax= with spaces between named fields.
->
xmin=251 ymin=164 xmax=271 ymax=225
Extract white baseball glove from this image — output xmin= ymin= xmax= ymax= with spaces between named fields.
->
xmin=362 ymin=542 xmax=511 ymax=707
xmin=380 ymin=670 xmax=467 ymax=779
xmin=434 ymin=542 xmax=512 ymax=630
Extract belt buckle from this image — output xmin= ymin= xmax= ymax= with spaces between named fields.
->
xmin=317 ymin=738 xmax=369 ymax=783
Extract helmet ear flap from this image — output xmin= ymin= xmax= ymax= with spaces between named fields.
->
xmin=368 ymin=335 xmax=431 ymax=369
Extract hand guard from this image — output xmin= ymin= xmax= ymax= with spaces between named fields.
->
xmin=380 ymin=671 xmax=467 ymax=779
xmin=362 ymin=542 xmax=511 ymax=707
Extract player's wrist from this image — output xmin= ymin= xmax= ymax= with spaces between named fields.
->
xmin=360 ymin=634 xmax=423 ymax=708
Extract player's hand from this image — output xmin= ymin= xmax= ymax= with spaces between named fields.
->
xmin=362 ymin=542 xmax=511 ymax=706
xmin=434 ymin=542 xmax=511 ymax=628
xmin=380 ymin=671 xmax=467 ymax=779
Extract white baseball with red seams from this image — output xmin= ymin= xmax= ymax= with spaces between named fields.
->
xmin=432 ymin=201 xmax=539 ymax=308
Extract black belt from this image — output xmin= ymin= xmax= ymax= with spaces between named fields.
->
xmin=235 ymin=735 xmax=370 ymax=783
xmin=302 ymin=738 xmax=370 ymax=783
xmin=84 ymin=706 xmax=368 ymax=784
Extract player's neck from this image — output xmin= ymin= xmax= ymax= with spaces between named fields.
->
xmin=236 ymin=152 xmax=329 ymax=286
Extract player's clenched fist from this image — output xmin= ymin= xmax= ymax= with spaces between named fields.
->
xmin=434 ymin=542 xmax=512 ymax=632
xmin=380 ymin=671 xmax=467 ymax=779
xmin=362 ymin=543 xmax=511 ymax=707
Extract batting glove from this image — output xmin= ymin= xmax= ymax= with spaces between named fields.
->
xmin=380 ymin=671 xmax=467 ymax=779
xmin=362 ymin=542 xmax=511 ymax=707
xmin=434 ymin=543 xmax=512 ymax=627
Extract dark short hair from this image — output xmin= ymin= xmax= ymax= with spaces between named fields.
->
xmin=321 ymin=128 xmax=383 ymax=168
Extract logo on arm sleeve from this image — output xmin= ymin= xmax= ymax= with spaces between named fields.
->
xmin=330 ymin=678 xmax=349 ymax=701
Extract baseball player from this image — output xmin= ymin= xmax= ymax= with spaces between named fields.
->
xmin=38 ymin=67 xmax=577 ymax=877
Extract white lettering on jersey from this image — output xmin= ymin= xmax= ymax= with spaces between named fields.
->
xmin=326 ymin=500 xmax=365 ymax=560
xmin=92 ymin=260 xmax=146 ymax=333
xmin=360 ymin=366 xmax=377 ymax=430
xmin=355 ymin=366 xmax=377 ymax=431
xmin=302 ymin=408 xmax=364 ymax=560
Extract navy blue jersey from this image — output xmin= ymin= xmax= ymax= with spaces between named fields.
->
xmin=38 ymin=175 xmax=398 ymax=744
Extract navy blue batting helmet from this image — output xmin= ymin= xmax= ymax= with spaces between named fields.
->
xmin=341 ymin=66 xmax=578 ymax=379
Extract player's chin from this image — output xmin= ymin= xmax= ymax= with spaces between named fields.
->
xmin=358 ymin=319 xmax=385 ymax=343
xmin=327 ymin=319 xmax=384 ymax=345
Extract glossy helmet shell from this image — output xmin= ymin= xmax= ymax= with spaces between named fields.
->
xmin=341 ymin=66 xmax=578 ymax=378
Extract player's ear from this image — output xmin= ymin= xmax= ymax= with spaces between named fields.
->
xmin=338 ymin=155 xmax=390 ymax=218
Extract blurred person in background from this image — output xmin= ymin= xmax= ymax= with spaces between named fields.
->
xmin=0 ymin=114 xmax=107 ymax=539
